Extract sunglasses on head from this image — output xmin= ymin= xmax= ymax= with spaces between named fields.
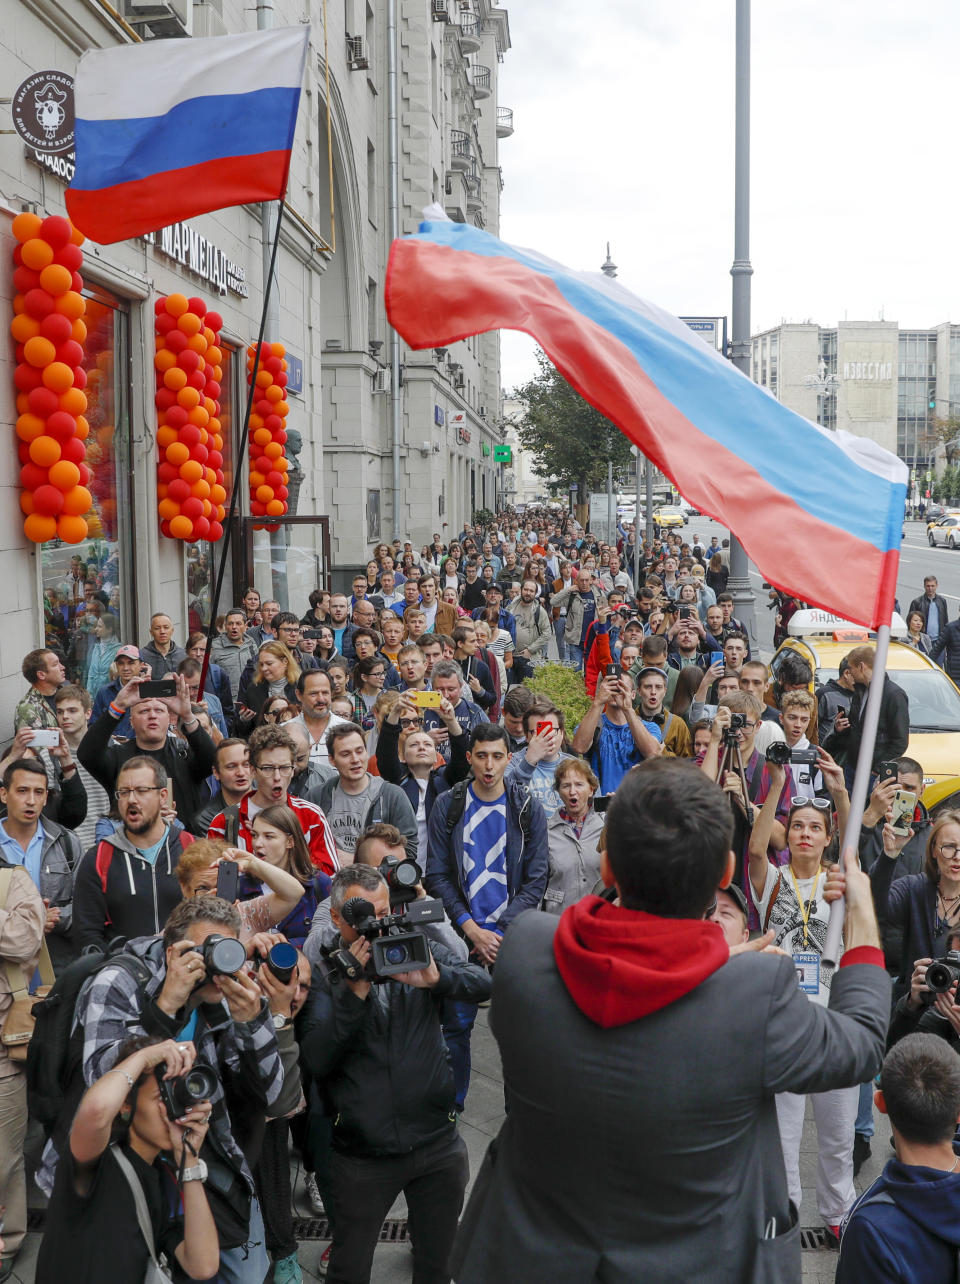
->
xmin=790 ymin=797 xmax=831 ymax=811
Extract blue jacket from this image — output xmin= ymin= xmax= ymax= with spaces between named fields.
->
xmin=837 ymin=1157 xmax=960 ymax=1283
xmin=425 ymin=781 xmax=549 ymax=935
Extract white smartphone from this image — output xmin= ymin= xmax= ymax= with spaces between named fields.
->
xmin=30 ymin=728 xmax=60 ymax=749
xmin=890 ymin=790 xmax=918 ymax=838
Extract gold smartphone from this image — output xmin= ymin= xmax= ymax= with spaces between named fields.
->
xmin=411 ymin=689 xmax=443 ymax=708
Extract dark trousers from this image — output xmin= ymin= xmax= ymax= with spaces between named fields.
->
xmin=255 ymin=1116 xmax=296 ymax=1260
xmin=327 ymin=1131 xmax=469 ymax=1284
xmin=442 ymin=999 xmax=479 ymax=1110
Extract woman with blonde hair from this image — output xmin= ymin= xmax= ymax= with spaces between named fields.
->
xmin=236 ymin=641 xmax=300 ymax=726
xmin=543 ymin=758 xmax=605 ymax=914
xmin=175 ymin=837 xmax=305 ymax=950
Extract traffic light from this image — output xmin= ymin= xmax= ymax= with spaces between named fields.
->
xmin=929 ymin=389 xmax=937 ymax=411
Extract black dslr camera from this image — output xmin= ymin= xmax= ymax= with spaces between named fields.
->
xmin=328 ymin=895 xmax=445 ymax=982
xmin=925 ymin=952 xmax=960 ymax=997
xmin=189 ymin=933 xmax=247 ymax=981
xmin=379 ymin=854 xmax=422 ymax=906
xmin=155 ymin=1060 xmax=220 ymax=1120
xmin=722 ymin=711 xmax=746 ymax=746
xmin=765 ymin=742 xmax=819 ymax=767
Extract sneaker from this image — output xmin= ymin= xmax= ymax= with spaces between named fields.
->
xmin=273 ymin=1252 xmax=302 ymax=1284
xmin=304 ymin=1172 xmax=325 ymax=1215
xmin=853 ymin=1132 xmax=872 ymax=1177
xmin=824 ymin=1224 xmax=841 ymax=1250
xmin=316 ymin=1245 xmax=331 ymax=1279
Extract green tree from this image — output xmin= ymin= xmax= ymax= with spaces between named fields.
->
xmin=512 ymin=350 xmax=634 ymax=518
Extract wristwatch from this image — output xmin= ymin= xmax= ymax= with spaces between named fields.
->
xmin=272 ymin=1012 xmax=289 ymax=1030
xmin=181 ymin=1158 xmax=208 ymax=1183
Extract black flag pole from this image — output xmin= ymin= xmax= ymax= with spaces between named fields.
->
xmin=197 ymin=198 xmax=286 ymax=700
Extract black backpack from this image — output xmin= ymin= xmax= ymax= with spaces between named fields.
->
xmin=25 ymin=940 xmax=152 ymax=1139
xmin=444 ymin=778 xmax=534 ymax=842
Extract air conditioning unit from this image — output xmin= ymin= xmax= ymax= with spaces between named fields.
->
xmin=454 ymin=373 xmax=465 ymax=390
xmin=431 ymin=0 xmax=448 ymax=19
xmin=372 ymin=368 xmax=388 ymax=394
xmin=122 ymin=0 xmax=191 ymax=36
xmin=346 ymin=35 xmax=369 ymax=69
xmin=192 ymin=0 xmax=226 ymax=37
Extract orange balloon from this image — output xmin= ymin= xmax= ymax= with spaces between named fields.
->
xmin=176 ymin=387 xmax=201 ymax=410
xmin=16 ymin=414 xmax=46 ymax=443
xmin=207 ymin=346 xmax=222 ymax=365
xmin=154 ymin=350 xmax=176 ymax=373
xmin=264 ymin=442 xmax=283 ymax=460
xmin=274 ymin=457 xmax=288 ymax=473
xmin=177 ymin=312 xmax=202 ymax=337
xmin=165 ymin=293 xmax=189 ymax=317
xmin=274 ymin=401 xmax=289 ymax=418
xmin=16 ymin=393 xmax=30 ymax=415
xmin=56 ymin=513 xmax=88 ymax=544
xmin=188 ymin=406 xmax=209 ymax=428
xmin=186 ymin=333 xmax=208 ymax=355
xmin=211 ymin=434 xmax=223 ymax=451
xmin=169 ymin=515 xmax=193 ymax=539
xmin=49 ymin=460 xmax=81 ymax=490
xmin=191 ymin=479 xmax=211 ymax=499
xmin=202 ymin=326 xmax=216 ymax=346
xmin=156 ymin=426 xmax=178 ymax=449
xmin=270 ymin=342 xmax=285 ymax=358
xmin=54 ymin=291 xmax=85 ymax=320
xmin=165 ymin=441 xmax=189 ymax=467
xmin=20 ymin=492 xmax=35 ymax=516
xmin=39 ymin=264 xmax=72 ymax=296
xmin=180 ymin=460 xmax=203 ymax=484
xmin=249 ymin=471 xmax=265 ymax=489
xmin=75 ymin=415 xmax=90 ymax=440
xmin=24 ymin=336 xmax=57 ymax=368
xmin=29 ymin=435 xmax=61 ymax=467
xmin=210 ymin=484 xmax=227 ymax=505
xmin=163 ymin=367 xmax=187 ymax=392
xmin=253 ymin=429 xmax=271 ymax=447
xmin=204 ymin=467 xmax=216 ymax=485
xmin=61 ymin=485 xmax=92 ymax=516
xmin=158 ymin=498 xmax=181 ymax=521
xmin=266 ymin=499 xmax=285 ymax=517
xmin=203 ymin=398 xmax=216 ymax=416
xmin=201 ymin=499 xmax=212 ymax=517
xmin=20 ymin=238 xmax=53 ymax=271
xmin=24 ymin=512 xmax=57 ymax=543
xmin=249 ymin=415 xmax=264 ymax=432
xmin=212 ymin=366 xmax=223 ymax=382
xmin=59 ymin=388 xmax=87 ymax=415
xmin=69 ymin=224 xmax=85 ymax=246
xmin=264 ymin=383 xmax=283 ymax=402
xmin=12 ymin=212 xmax=43 ymax=243
xmin=255 ymin=370 xmax=272 ymax=388
xmin=256 ymin=484 xmax=275 ymax=504
xmin=71 ymin=319 xmax=87 ymax=344
xmin=11 ymin=314 xmax=39 ymax=343
xmin=43 ymin=362 xmax=75 ymax=393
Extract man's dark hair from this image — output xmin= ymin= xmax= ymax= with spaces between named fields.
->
xmin=522 ymin=696 xmax=565 ymax=737
xmin=213 ymin=737 xmax=249 ymax=770
xmin=642 ymin=635 xmax=668 ymax=661
xmin=117 ymin=756 xmax=168 ymax=789
xmin=452 ymin=624 xmax=476 ymax=646
xmin=776 ymin=653 xmax=813 ymax=691
xmin=896 ymin=756 xmax=924 ymax=780
xmin=162 ymin=895 xmax=241 ymax=950
xmin=22 ymin=648 xmax=55 ymax=685
xmin=326 ymin=721 xmax=365 ymax=756
xmin=717 ymin=592 xmax=734 ymax=606
xmin=273 ymin=611 xmax=299 ymax=629
xmin=248 ymin=724 xmax=295 ymax=767
xmin=297 ymin=666 xmax=332 ymax=695
xmin=501 ymin=685 xmax=534 ymax=718
xmin=355 ymin=822 xmax=407 ymax=864
xmin=880 ymin=1033 xmax=960 ymax=1145
xmin=2 ymin=758 xmax=48 ymax=791
xmin=177 ymin=658 xmax=202 ymax=678
xmin=54 ymin=682 xmax=92 ymax=712
xmin=469 ymin=723 xmax=509 ymax=751
xmin=225 ymin=607 xmax=246 ymax=622
xmin=605 ymin=760 xmax=733 ymax=918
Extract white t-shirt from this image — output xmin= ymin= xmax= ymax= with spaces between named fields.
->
xmin=756 ymin=858 xmax=837 ymax=1005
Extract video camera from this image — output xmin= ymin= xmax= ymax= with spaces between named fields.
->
xmin=328 ymin=895 xmax=446 ymax=982
xmin=379 ymin=854 xmax=422 ymax=907
xmin=155 ymin=1060 xmax=220 ymax=1120
xmin=765 ymin=742 xmax=818 ymax=767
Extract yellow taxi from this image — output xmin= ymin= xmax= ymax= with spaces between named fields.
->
xmin=926 ymin=509 xmax=960 ymax=533
xmin=770 ymin=609 xmax=960 ymax=806
xmin=653 ymin=506 xmax=686 ymax=529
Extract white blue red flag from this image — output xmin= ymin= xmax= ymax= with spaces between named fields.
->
xmin=66 ymin=26 xmax=309 ymax=244
xmin=386 ymin=218 xmax=907 ymax=630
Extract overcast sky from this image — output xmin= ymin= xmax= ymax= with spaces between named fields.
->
xmin=496 ymin=0 xmax=960 ymax=392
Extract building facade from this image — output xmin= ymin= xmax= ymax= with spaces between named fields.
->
xmin=0 ymin=0 xmax=510 ymax=725
xmin=752 ymin=320 xmax=960 ymax=482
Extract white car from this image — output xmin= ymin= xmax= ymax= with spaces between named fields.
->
xmin=929 ymin=514 xmax=960 ymax=549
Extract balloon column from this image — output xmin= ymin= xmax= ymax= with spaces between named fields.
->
xmin=246 ymin=342 xmax=290 ymax=530
xmin=154 ymin=294 xmax=227 ymax=542
xmin=10 ymin=212 xmax=91 ymax=545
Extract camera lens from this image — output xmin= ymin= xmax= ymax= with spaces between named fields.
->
xmin=926 ymin=961 xmax=955 ymax=993
xmin=391 ymin=860 xmax=421 ymax=888
xmin=266 ymin=941 xmax=298 ymax=984
xmin=182 ymin=1065 xmax=218 ymax=1099
xmin=203 ymin=934 xmax=247 ymax=976
xmin=384 ymin=943 xmax=410 ymax=967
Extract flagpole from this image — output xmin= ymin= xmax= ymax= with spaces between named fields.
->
xmin=822 ymin=621 xmax=892 ymax=966
xmin=198 ymin=199 xmax=286 ymax=699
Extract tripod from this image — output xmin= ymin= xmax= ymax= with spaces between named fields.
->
xmin=717 ymin=727 xmax=750 ymax=812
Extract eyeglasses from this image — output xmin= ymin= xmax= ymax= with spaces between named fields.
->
xmin=116 ymin=786 xmax=163 ymax=801
xmin=938 ymin=843 xmax=960 ymax=858
xmin=255 ymin=763 xmax=294 ymax=776
xmin=790 ymin=797 xmax=831 ymax=811
xmin=399 ymin=717 xmax=423 ymax=729
xmin=736 ymin=721 xmax=757 ymax=733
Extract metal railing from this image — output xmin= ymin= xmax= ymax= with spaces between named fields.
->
xmin=469 ymin=65 xmax=491 ymax=94
xmin=496 ymin=106 xmax=513 ymax=133
xmin=450 ymin=129 xmax=472 ymax=164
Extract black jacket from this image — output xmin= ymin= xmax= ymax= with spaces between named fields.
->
xmin=456 ymin=655 xmax=496 ymax=710
xmin=72 ymin=826 xmax=191 ymax=951
xmin=299 ymin=933 xmax=490 ymax=1156
xmin=826 ymin=675 xmax=909 ymax=773
xmin=908 ymin=593 xmax=949 ymax=638
xmin=77 ymin=711 xmax=217 ymax=832
xmin=931 ymin=618 xmax=960 ymax=683
xmin=859 ymin=805 xmax=931 ymax=977
xmin=375 ymin=717 xmax=470 ymax=823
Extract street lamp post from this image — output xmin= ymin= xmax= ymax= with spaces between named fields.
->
xmin=727 ymin=0 xmax=757 ymax=641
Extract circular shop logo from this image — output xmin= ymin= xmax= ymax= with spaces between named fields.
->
xmin=12 ymin=70 xmax=75 ymax=154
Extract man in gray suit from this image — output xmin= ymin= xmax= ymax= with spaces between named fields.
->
xmin=452 ymin=759 xmax=889 ymax=1284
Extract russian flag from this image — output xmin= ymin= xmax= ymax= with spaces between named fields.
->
xmin=385 ymin=218 xmax=907 ymax=631
xmin=66 ymin=26 xmax=309 ymax=245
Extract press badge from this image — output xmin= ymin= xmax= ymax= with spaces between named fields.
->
xmin=793 ymin=952 xmax=820 ymax=994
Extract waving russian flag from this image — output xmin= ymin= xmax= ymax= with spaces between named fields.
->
xmin=65 ymin=26 xmax=309 ymax=245
xmin=385 ymin=218 xmax=907 ymax=630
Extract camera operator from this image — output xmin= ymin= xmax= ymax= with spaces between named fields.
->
xmin=300 ymin=865 xmax=490 ymax=1283
xmin=36 ymin=1036 xmax=218 ymax=1284
xmin=887 ymin=927 xmax=960 ymax=1053
xmin=837 ymin=1034 xmax=960 ymax=1284
xmin=65 ymin=896 xmax=284 ymax=1283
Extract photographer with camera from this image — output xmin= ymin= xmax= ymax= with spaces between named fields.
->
xmin=67 ymin=895 xmax=284 ymax=1282
xmin=36 ymin=1036 xmax=218 ymax=1283
xmin=300 ymin=865 xmax=490 ymax=1284
xmin=837 ymin=1034 xmax=960 ymax=1283
xmin=571 ymin=669 xmax=661 ymax=795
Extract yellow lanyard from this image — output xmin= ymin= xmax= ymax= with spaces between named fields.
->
xmin=788 ymin=865 xmax=822 ymax=949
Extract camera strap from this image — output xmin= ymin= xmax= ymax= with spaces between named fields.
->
xmin=109 ymin=1145 xmax=172 ymax=1281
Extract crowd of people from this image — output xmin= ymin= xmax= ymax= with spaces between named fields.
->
xmin=0 ymin=506 xmax=954 ymax=1283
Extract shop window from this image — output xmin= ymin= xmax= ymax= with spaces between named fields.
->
xmin=186 ymin=341 xmax=235 ymax=632
xmin=41 ymin=288 xmax=133 ymax=693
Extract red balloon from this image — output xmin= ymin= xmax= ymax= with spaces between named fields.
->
xmin=207 ymin=450 xmax=223 ymax=470
xmin=53 ymin=243 xmax=83 ymax=273
xmin=160 ymin=519 xmax=172 ymax=538
xmin=72 ymin=366 xmax=87 ymax=389
xmin=204 ymin=382 xmax=220 ymax=400
xmin=254 ymin=400 xmax=272 ymax=418
xmin=40 ymin=215 xmax=72 ymax=249
xmin=177 ymin=349 xmax=201 ymax=373
xmin=165 ymin=405 xmax=189 ymax=429
xmin=61 ymin=436 xmax=86 ymax=463
xmin=40 ymin=314 xmax=73 ymax=345
xmin=253 ymin=456 xmax=270 ymax=476
xmin=265 ymin=471 xmax=284 ymax=489
xmin=156 ymin=389 xmax=176 ymax=411
xmin=32 ymin=485 xmax=65 ymax=516
xmin=17 ymin=442 xmax=30 ymax=465
xmin=193 ymin=444 xmax=208 ymax=464
xmin=265 ymin=356 xmax=282 ymax=375
xmin=168 ymin=479 xmax=191 ymax=503
xmin=206 ymin=312 xmax=223 ymax=332
xmin=70 ymin=271 xmax=83 ymax=293
xmin=251 ymin=500 xmax=266 ymax=516
xmin=208 ymin=521 xmax=223 ymax=541
xmin=264 ymin=415 xmax=283 ymax=434
xmin=13 ymin=266 xmax=42 ymax=294
xmin=12 ymin=245 xmax=22 ymax=267
xmin=57 ymin=340 xmax=84 ymax=367
xmin=46 ymin=411 xmax=77 ymax=441
xmin=158 ymin=462 xmax=178 ymax=484
xmin=154 ymin=298 xmax=167 ymax=315
xmin=187 ymin=369 xmax=206 ymax=390
xmin=275 ymin=373 xmax=287 ymax=388
xmin=187 ymin=297 xmax=207 ymax=317
xmin=276 ymin=431 xmax=287 ymax=446
xmin=23 ymin=289 xmax=55 ymax=321
xmin=77 ymin=462 xmax=91 ymax=486
xmin=165 ymin=328 xmax=188 ymax=352
xmin=276 ymin=485 xmax=289 ymax=500
xmin=179 ymin=424 xmax=201 ymax=449
xmin=181 ymin=497 xmax=204 ymax=520
xmin=20 ymin=462 xmax=48 ymax=489
xmin=194 ymin=515 xmax=211 ymax=539
xmin=156 ymin=313 xmax=176 ymax=334
xmin=27 ymin=387 xmax=59 ymax=417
